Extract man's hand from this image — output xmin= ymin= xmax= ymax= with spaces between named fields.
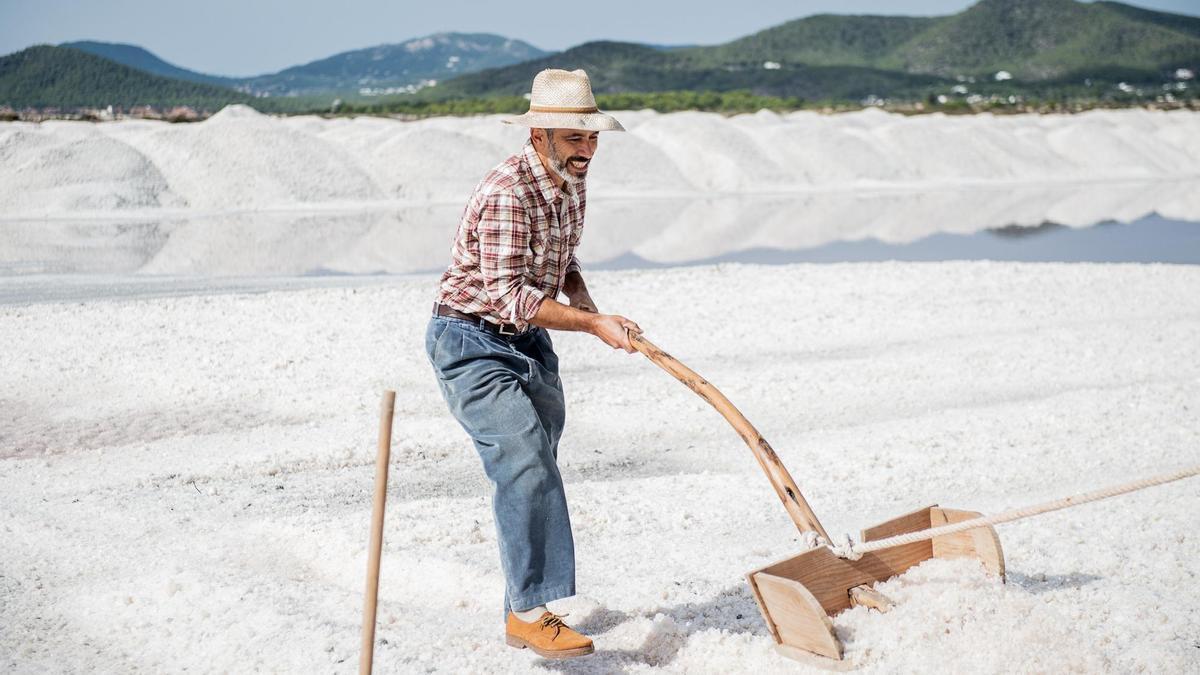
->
xmin=589 ymin=313 xmax=642 ymax=353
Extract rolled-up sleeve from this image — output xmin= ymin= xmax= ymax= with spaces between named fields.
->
xmin=565 ymin=254 xmax=582 ymax=276
xmin=476 ymin=190 xmax=546 ymax=330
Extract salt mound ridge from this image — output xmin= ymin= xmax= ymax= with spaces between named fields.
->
xmin=1 ymin=107 xmax=1198 ymax=216
xmin=0 ymin=125 xmax=181 ymax=212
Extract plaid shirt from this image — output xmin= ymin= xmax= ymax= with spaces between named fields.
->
xmin=436 ymin=139 xmax=585 ymax=332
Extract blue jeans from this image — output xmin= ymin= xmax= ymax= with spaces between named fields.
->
xmin=425 ymin=315 xmax=575 ymax=616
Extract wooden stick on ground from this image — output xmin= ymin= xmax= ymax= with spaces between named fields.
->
xmin=360 ymin=390 xmax=396 ymax=675
xmin=628 ymin=332 xmax=830 ymax=541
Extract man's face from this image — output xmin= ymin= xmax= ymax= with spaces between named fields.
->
xmin=537 ymin=128 xmax=599 ymax=185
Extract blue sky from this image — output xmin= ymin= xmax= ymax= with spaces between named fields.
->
xmin=2 ymin=0 xmax=1197 ymax=77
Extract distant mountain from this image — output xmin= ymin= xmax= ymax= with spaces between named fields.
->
xmin=62 ymin=41 xmax=237 ymax=88
xmin=0 ymin=45 xmax=253 ymax=110
xmin=236 ymin=33 xmax=547 ymax=96
xmin=63 ymin=33 xmax=548 ymax=97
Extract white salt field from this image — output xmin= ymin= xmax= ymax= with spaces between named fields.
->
xmin=3 ymin=107 xmax=1200 ymax=672
xmin=4 ymin=263 xmax=1199 ymax=672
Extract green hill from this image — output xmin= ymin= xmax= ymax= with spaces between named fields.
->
xmin=406 ymin=0 xmax=1197 ymax=103
xmin=677 ymin=15 xmax=938 ymax=69
xmin=677 ymin=0 xmax=1200 ymax=81
xmin=423 ymin=41 xmax=948 ymax=102
xmin=420 ymin=42 xmax=677 ymax=96
xmin=883 ymin=0 xmax=1200 ymax=79
xmin=1094 ymin=1 xmax=1200 ymax=40
xmin=0 ymin=45 xmax=255 ymax=110
xmin=61 ymin=41 xmax=238 ymax=88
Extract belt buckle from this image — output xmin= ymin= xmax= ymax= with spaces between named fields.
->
xmin=498 ymin=322 xmax=517 ymax=336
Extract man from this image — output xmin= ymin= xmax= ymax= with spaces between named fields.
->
xmin=425 ymin=68 xmax=640 ymax=659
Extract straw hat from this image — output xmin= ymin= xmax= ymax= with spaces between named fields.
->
xmin=503 ymin=69 xmax=625 ymax=132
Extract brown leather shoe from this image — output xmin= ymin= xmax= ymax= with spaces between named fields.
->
xmin=505 ymin=611 xmax=594 ymax=659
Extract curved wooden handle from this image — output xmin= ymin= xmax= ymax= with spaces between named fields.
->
xmin=628 ymin=332 xmax=829 ymax=540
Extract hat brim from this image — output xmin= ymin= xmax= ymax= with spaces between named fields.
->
xmin=502 ymin=110 xmax=625 ymax=132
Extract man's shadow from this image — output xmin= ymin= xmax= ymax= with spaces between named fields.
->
xmin=535 ymin=583 xmax=769 ymax=673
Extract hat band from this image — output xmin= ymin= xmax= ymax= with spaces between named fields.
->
xmin=528 ymin=104 xmax=600 ymax=113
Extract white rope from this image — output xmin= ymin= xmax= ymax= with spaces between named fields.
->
xmin=832 ymin=464 xmax=1200 ymax=561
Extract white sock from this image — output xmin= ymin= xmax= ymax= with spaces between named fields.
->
xmin=513 ymin=605 xmax=548 ymax=622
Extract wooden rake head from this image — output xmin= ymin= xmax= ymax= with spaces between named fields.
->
xmin=628 ymin=332 xmax=1005 ymax=666
xmin=747 ymin=505 xmax=1004 ymax=665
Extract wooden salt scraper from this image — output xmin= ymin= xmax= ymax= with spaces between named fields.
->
xmin=629 ymin=331 xmax=1006 ymax=667
xmin=630 ymin=331 xmax=1200 ymax=666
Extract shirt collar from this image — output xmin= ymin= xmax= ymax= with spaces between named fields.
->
xmin=523 ymin=139 xmax=575 ymax=203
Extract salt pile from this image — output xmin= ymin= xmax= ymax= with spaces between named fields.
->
xmin=2 ymin=107 xmax=1199 ymax=218
xmin=0 ymin=125 xmax=181 ymax=212
xmin=94 ymin=105 xmax=384 ymax=211
xmin=367 ymin=127 xmax=505 ymax=203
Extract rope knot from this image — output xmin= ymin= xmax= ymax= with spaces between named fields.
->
xmin=800 ymin=530 xmax=827 ymax=550
xmin=829 ymin=533 xmax=863 ymax=561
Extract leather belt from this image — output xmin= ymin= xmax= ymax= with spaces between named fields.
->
xmin=433 ymin=303 xmax=526 ymax=337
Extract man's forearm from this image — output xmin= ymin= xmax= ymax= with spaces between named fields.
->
xmin=530 ymin=297 xmax=599 ymax=332
xmin=530 ymin=287 xmax=642 ymax=353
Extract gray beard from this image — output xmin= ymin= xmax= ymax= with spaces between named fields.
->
xmin=547 ymin=137 xmax=585 ymax=186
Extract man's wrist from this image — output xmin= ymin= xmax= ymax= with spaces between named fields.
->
xmin=580 ymin=310 xmax=601 ymax=334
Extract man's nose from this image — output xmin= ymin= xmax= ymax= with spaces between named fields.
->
xmin=577 ymin=141 xmax=596 ymax=158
